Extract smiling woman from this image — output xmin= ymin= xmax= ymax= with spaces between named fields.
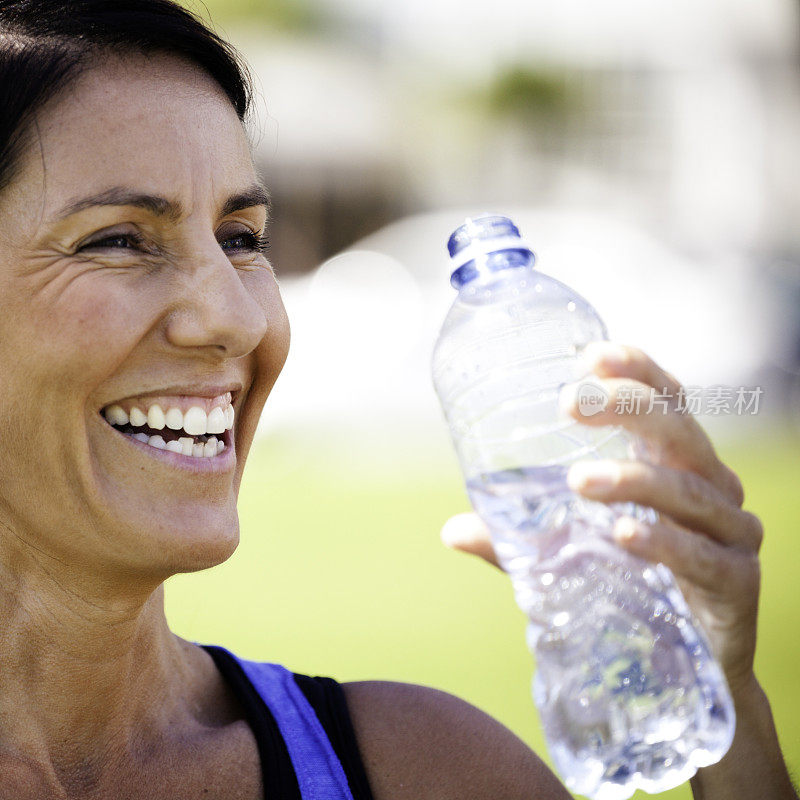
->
xmin=0 ymin=2 xmax=563 ymax=798
xmin=0 ymin=2 xmax=796 ymax=800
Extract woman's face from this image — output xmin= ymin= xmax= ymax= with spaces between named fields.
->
xmin=0 ymin=54 xmax=290 ymax=588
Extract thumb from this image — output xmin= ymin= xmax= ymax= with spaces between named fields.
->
xmin=440 ymin=513 xmax=502 ymax=570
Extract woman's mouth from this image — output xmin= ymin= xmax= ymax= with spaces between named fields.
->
xmin=101 ymin=392 xmax=235 ymax=460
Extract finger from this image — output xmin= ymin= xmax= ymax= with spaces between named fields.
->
xmin=581 ymin=342 xmax=683 ymax=396
xmin=560 ymin=377 xmax=744 ymax=506
xmin=567 ymin=460 xmax=763 ymax=552
xmin=581 ymin=341 xmax=744 ymax=506
xmin=612 ymin=515 xmax=758 ymax=595
xmin=578 ymin=342 xmax=744 ymax=506
xmin=440 ymin=513 xmax=501 ymax=570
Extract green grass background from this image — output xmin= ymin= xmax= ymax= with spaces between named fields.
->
xmin=166 ymin=422 xmax=800 ymax=799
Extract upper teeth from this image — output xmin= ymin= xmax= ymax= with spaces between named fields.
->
xmin=104 ymin=401 xmax=235 ymax=436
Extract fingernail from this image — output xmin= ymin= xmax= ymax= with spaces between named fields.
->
xmin=614 ymin=516 xmax=640 ymax=542
xmin=558 ymin=382 xmax=578 ymax=419
xmin=581 ymin=341 xmax=629 ymax=372
xmin=440 ymin=520 xmax=460 ymax=547
xmin=440 ymin=513 xmax=480 ymax=547
xmin=567 ymin=461 xmax=620 ymax=491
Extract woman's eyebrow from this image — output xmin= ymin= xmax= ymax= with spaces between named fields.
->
xmin=54 ymin=183 xmax=271 ymax=221
xmin=220 ymin=184 xmax=271 ymax=218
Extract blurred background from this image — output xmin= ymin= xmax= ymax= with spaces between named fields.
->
xmin=167 ymin=1 xmax=800 ymax=797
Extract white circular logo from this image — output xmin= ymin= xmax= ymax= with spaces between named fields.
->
xmin=576 ymin=380 xmax=609 ymax=416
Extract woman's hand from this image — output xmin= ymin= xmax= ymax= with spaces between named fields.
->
xmin=440 ymin=341 xmax=762 ymax=696
xmin=441 ymin=342 xmax=800 ymax=799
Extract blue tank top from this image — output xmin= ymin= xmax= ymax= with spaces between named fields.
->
xmin=202 ymin=644 xmax=372 ymax=800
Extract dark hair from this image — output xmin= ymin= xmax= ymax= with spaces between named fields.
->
xmin=0 ymin=0 xmax=254 ymax=191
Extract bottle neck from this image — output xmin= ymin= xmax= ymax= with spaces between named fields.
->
xmin=451 ymin=248 xmax=535 ymax=289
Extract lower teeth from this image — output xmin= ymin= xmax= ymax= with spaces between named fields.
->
xmin=125 ymin=431 xmax=224 ymax=458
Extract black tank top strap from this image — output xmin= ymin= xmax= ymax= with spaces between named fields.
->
xmin=292 ymin=673 xmax=375 ymax=800
xmin=202 ymin=644 xmax=375 ymax=800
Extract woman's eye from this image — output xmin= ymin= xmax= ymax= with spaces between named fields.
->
xmin=220 ymin=230 xmax=269 ymax=254
xmin=76 ymin=230 xmax=269 ymax=256
xmin=79 ymin=232 xmax=146 ymax=251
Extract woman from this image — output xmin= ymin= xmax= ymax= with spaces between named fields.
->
xmin=0 ymin=1 xmax=795 ymax=798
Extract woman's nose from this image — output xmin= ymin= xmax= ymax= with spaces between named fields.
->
xmin=164 ymin=243 xmax=269 ymax=358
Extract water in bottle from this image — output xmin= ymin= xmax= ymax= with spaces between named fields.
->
xmin=431 ymin=215 xmax=735 ymax=800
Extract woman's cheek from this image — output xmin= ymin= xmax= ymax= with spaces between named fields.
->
xmin=33 ymin=278 xmax=160 ymax=387
xmin=248 ymin=270 xmax=291 ymax=376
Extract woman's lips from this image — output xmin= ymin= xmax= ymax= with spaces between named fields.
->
xmin=104 ymin=420 xmax=237 ymax=472
xmin=99 ymin=389 xmax=240 ymax=468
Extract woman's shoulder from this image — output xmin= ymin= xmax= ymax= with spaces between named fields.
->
xmin=340 ymin=680 xmax=572 ymax=800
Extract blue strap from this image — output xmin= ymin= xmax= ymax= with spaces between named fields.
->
xmin=225 ymin=648 xmax=355 ymax=800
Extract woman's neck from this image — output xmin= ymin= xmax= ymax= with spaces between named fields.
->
xmin=0 ymin=532 xmax=221 ymax=791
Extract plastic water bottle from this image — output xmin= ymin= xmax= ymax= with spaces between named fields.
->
xmin=431 ymin=215 xmax=735 ymax=800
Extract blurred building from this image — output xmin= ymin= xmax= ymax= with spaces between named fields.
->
xmin=215 ymin=0 xmax=800 ymax=434
xmin=231 ymin=0 xmax=800 ymax=260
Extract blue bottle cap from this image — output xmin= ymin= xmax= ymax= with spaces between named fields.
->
xmin=447 ymin=214 xmax=535 ymax=288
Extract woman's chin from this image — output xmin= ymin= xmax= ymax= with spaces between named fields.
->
xmin=151 ymin=515 xmax=241 ymax=575
xmin=169 ymin=527 xmax=240 ymax=574
xmin=104 ymin=506 xmax=244 ymax=582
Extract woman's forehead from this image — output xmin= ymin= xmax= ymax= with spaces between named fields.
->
xmin=19 ymin=53 xmax=255 ymax=217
